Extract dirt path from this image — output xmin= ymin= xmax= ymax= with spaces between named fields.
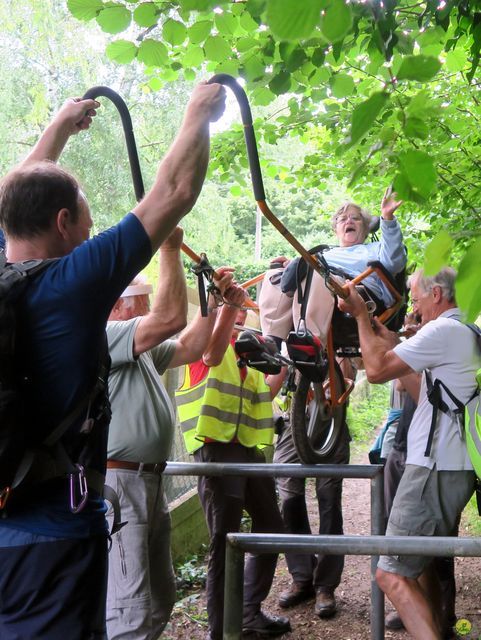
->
xmin=164 ymin=447 xmax=481 ymax=639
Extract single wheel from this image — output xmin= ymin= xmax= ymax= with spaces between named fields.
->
xmin=291 ymin=360 xmax=346 ymax=463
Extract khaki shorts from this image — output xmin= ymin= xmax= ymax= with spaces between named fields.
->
xmin=377 ymin=464 xmax=475 ymax=578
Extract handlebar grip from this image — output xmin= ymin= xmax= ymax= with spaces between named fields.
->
xmin=208 ymin=74 xmax=266 ymax=202
xmin=82 ymin=86 xmax=145 ymax=202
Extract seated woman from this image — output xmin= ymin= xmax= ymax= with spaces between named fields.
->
xmin=252 ymin=190 xmax=406 ymax=378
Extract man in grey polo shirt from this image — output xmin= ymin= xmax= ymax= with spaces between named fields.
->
xmin=338 ymin=267 xmax=479 ymax=640
xmin=105 ymin=225 xmax=237 ymax=640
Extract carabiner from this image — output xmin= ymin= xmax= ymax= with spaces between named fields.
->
xmin=69 ymin=464 xmax=89 ymax=514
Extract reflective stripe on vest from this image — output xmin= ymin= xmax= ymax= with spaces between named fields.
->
xmin=176 ymin=345 xmax=274 ymax=453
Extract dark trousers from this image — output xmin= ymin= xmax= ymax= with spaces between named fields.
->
xmin=0 ymin=535 xmax=108 ymax=640
xmin=274 ymin=421 xmax=350 ymax=591
xmin=384 ymin=447 xmax=457 ymax=624
xmin=195 ymin=443 xmax=285 ymax=640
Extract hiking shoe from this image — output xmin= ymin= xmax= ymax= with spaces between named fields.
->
xmin=278 ymin=581 xmax=315 ymax=608
xmin=314 ymin=589 xmax=337 ymax=618
xmin=286 ymin=331 xmax=328 ymax=383
xmin=235 ymin=331 xmax=282 ymax=375
xmin=385 ymin=611 xmax=404 ymax=630
xmin=242 ymin=610 xmax=291 ymax=636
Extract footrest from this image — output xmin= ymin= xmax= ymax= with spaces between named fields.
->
xmin=235 ymin=331 xmax=282 ymax=375
xmin=286 ymin=331 xmax=328 ymax=383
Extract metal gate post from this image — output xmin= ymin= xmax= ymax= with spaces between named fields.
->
xmin=224 ymin=541 xmax=245 ymax=639
xmin=370 ymin=468 xmax=385 ymax=640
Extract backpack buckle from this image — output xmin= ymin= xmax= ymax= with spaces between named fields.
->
xmin=0 ymin=486 xmax=11 ymax=510
xmin=69 ymin=464 xmax=88 ymax=514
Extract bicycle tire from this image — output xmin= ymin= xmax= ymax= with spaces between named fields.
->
xmin=291 ymin=361 xmax=346 ymax=463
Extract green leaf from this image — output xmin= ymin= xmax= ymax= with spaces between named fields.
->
xmin=404 ymin=116 xmax=428 ymax=140
xmin=423 ymin=231 xmax=453 ymax=276
xmin=215 ymin=12 xmax=239 ymax=37
xmin=184 ymin=68 xmax=196 ymax=81
xmin=96 ymin=5 xmax=131 ymax=34
xmin=236 ymin=37 xmax=259 ymax=53
xmin=204 ymin=35 xmax=232 ymax=62
xmin=269 ymin=71 xmax=292 ymax=95
xmin=252 ymin=86 xmax=276 ymax=106
xmin=163 ymin=19 xmax=187 ymax=46
xmin=133 ymin=3 xmax=158 ymax=28
xmin=456 ymin=238 xmax=481 ymax=322
xmin=179 ymin=0 xmax=219 ymax=9
xmin=242 ymin=57 xmax=265 ymax=81
xmin=266 ymin=0 xmax=322 ymax=41
xmin=148 ymin=77 xmax=163 ymax=91
xmin=396 ymin=55 xmax=441 ymax=82
xmin=182 ymin=45 xmax=204 ymax=67
xmin=137 ymin=39 xmax=169 ymax=66
xmin=320 ymin=0 xmax=352 ymax=44
xmin=230 ymin=185 xmax=242 ymax=196
xmin=330 ymin=73 xmax=354 ymax=98
xmin=349 ymin=92 xmax=388 ymax=146
xmin=67 ymin=0 xmax=103 ymax=21
xmin=398 ymin=150 xmax=437 ymax=200
xmin=189 ymin=20 xmax=212 ymax=44
xmin=106 ymin=39 xmax=137 ymax=64
xmin=445 ymin=49 xmax=467 ymax=72
xmin=239 ymin=9 xmax=260 ymax=33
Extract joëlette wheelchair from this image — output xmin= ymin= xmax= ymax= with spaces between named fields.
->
xmin=207 ymin=74 xmax=407 ymax=464
xmin=83 ymin=77 xmax=407 ymax=465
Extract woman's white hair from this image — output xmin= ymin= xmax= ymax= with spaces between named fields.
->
xmin=331 ymin=202 xmax=372 ymax=234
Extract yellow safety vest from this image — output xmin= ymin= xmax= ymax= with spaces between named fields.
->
xmin=176 ymin=345 xmax=274 ymax=453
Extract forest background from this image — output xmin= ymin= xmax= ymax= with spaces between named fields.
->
xmin=2 ymin=0 xmax=481 ymax=314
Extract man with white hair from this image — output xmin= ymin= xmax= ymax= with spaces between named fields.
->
xmin=338 ymin=267 xmax=480 ymax=640
xmin=105 ymin=225 xmax=237 ymax=640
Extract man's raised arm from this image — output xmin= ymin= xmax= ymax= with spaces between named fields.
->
xmin=21 ymin=98 xmax=99 ymax=166
xmin=133 ymin=82 xmax=226 ymax=251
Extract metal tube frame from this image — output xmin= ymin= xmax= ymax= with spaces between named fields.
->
xmin=164 ymin=462 xmax=385 ymax=639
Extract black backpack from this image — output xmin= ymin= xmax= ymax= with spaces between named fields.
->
xmin=0 ymin=252 xmax=55 ymax=500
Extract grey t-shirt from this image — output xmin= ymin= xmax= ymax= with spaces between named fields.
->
xmin=394 ymin=308 xmax=480 ymax=470
xmin=106 ymin=317 xmax=176 ymax=463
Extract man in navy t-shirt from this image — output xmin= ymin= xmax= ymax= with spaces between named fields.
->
xmin=0 ymin=83 xmax=225 ymax=640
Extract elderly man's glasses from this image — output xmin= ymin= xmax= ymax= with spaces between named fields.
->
xmin=336 ymin=214 xmax=362 ymax=224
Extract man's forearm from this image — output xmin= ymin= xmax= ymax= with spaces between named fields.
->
xmin=133 ymin=249 xmax=187 ymax=355
xmin=202 ymin=303 xmax=238 ymax=366
xmin=170 ymin=302 xmax=219 ymax=368
xmin=22 ymin=121 xmax=71 ymax=165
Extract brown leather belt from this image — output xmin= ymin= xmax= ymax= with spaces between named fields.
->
xmin=106 ymin=460 xmax=166 ymax=474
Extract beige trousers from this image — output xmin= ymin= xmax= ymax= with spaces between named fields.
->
xmin=258 ymin=267 xmax=336 ymax=346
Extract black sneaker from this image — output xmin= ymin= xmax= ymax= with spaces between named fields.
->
xmin=242 ymin=610 xmax=291 ymax=637
xmin=286 ymin=331 xmax=327 ymax=383
xmin=235 ymin=331 xmax=282 ymax=375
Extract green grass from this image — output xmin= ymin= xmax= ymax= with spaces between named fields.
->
xmin=347 ymin=381 xmax=390 ymax=446
xmin=462 ymin=492 xmax=481 ymax=536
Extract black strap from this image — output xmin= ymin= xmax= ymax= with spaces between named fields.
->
xmin=425 ymin=370 xmax=478 ymax=457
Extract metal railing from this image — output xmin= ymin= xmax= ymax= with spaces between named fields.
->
xmin=224 ymin=533 xmax=481 ymax=640
xmin=164 ymin=462 xmax=386 ymax=638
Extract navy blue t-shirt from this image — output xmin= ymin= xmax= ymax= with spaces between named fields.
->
xmin=0 ymin=213 xmax=151 ymax=544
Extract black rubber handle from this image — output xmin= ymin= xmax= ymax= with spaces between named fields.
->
xmin=82 ymin=86 xmax=145 ymax=202
xmin=208 ymin=74 xmax=266 ymax=202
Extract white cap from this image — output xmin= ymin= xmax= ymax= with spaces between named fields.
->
xmin=120 ymin=275 xmax=153 ymax=298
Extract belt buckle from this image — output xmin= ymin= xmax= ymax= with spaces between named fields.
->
xmin=69 ymin=464 xmax=89 ymax=514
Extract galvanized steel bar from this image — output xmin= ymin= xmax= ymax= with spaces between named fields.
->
xmin=224 ymin=534 xmax=481 ymax=639
xmin=224 ymin=542 xmax=244 ymax=640
xmin=164 ymin=461 xmax=383 ymax=479
xmin=226 ymin=533 xmax=481 ymax=557
xmin=370 ymin=472 xmax=385 ymax=640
